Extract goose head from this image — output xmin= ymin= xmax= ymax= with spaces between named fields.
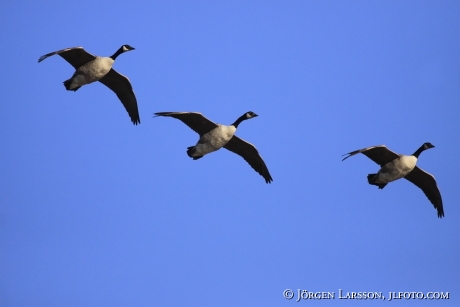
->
xmin=232 ymin=111 xmax=258 ymax=128
xmin=413 ymin=142 xmax=435 ymax=158
xmin=423 ymin=142 xmax=435 ymax=150
xmin=121 ymin=44 xmax=135 ymax=52
xmin=111 ymin=45 xmax=135 ymax=60
xmin=244 ymin=111 xmax=258 ymax=119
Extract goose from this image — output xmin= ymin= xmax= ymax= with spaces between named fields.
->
xmin=154 ymin=111 xmax=273 ymax=183
xmin=342 ymin=143 xmax=444 ymax=218
xmin=38 ymin=45 xmax=140 ymax=125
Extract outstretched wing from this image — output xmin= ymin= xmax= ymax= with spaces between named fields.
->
xmin=38 ymin=47 xmax=96 ymax=69
xmin=342 ymin=145 xmax=400 ymax=166
xmin=404 ymin=166 xmax=444 ymax=218
xmin=154 ymin=112 xmax=218 ymax=136
xmin=99 ymin=69 xmax=140 ymax=125
xmin=224 ymin=136 xmax=273 ymax=183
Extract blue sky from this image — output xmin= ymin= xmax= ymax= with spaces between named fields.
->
xmin=1 ymin=1 xmax=459 ymax=306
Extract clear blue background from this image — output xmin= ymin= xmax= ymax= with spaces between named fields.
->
xmin=1 ymin=1 xmax=459 ymax=306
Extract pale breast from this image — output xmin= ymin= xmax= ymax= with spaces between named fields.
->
xmin=195 ymin=125 xmax=236 ymax=155
xmin=377 ymin=155 xmax=417 ymax=183
xmin=77 ymin=57 xmax=114 ymax=83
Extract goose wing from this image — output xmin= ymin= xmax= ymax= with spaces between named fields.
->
xmin=342 ymin=145 xmax=400 ymax=166
xmin=38 ymin=47 xmax=96 ymax=69
xmin=404 ymin=166 xmax=444 ymax=218
xmin=224 ymin=136 xmax=272 ymax=183
xmin=154 ymin=112 xmax=218 ymax=136
xmin=99 ymin=69 xmax=140 ymax=125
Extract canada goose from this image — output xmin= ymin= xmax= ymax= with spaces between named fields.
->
xmin=38 ymin=45 xmax=140 ymax=125
xmin=154 ymin=111 xmax=273 ymax=183
xmin=342 ymin=143 xmax=443 ymax=218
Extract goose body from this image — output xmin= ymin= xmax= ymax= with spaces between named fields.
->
xmin=190 ymin=124 xmax=237 ymax=157
xmin=374 ymin=155 xmax=417 ymax=184
xmin=154 ymin=111 xmax=273 ymax=183
xmin=65 ymin=56 xmax=115 ymax=90
xmin=342 ymin=143 xmax=444 ymax=218
xmin=38 ymin=45 xmax=140 ymax=125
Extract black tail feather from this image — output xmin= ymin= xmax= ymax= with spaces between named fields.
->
xmin=63 ymin=79 xmax=80 ymax=92
xmin=367 ymin=173 xmax=387 ymax=189
xmin=186 ymin=146 xmax=194 ymax=157
xmin=187 ymin=146 xmax=203 ymax=160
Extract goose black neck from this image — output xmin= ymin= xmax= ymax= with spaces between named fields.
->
xmin=412 ymin=145 xmax=427 ymax=158
xmin=231 ymin=114 xmax=248 ymax=128
xmin=110 ymin=47 xmax=125 ymax=60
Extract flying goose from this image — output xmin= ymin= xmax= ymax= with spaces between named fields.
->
xmin=342 ymin=143 xmax=444 ymax=218
xmin=154 ymin=111 xmax=273 ymax=183
xmin=38 ymin=45 xmax=140 ymax=125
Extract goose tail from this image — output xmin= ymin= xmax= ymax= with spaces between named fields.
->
xmin=367 ymin=174 xmax=387 ymax=189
